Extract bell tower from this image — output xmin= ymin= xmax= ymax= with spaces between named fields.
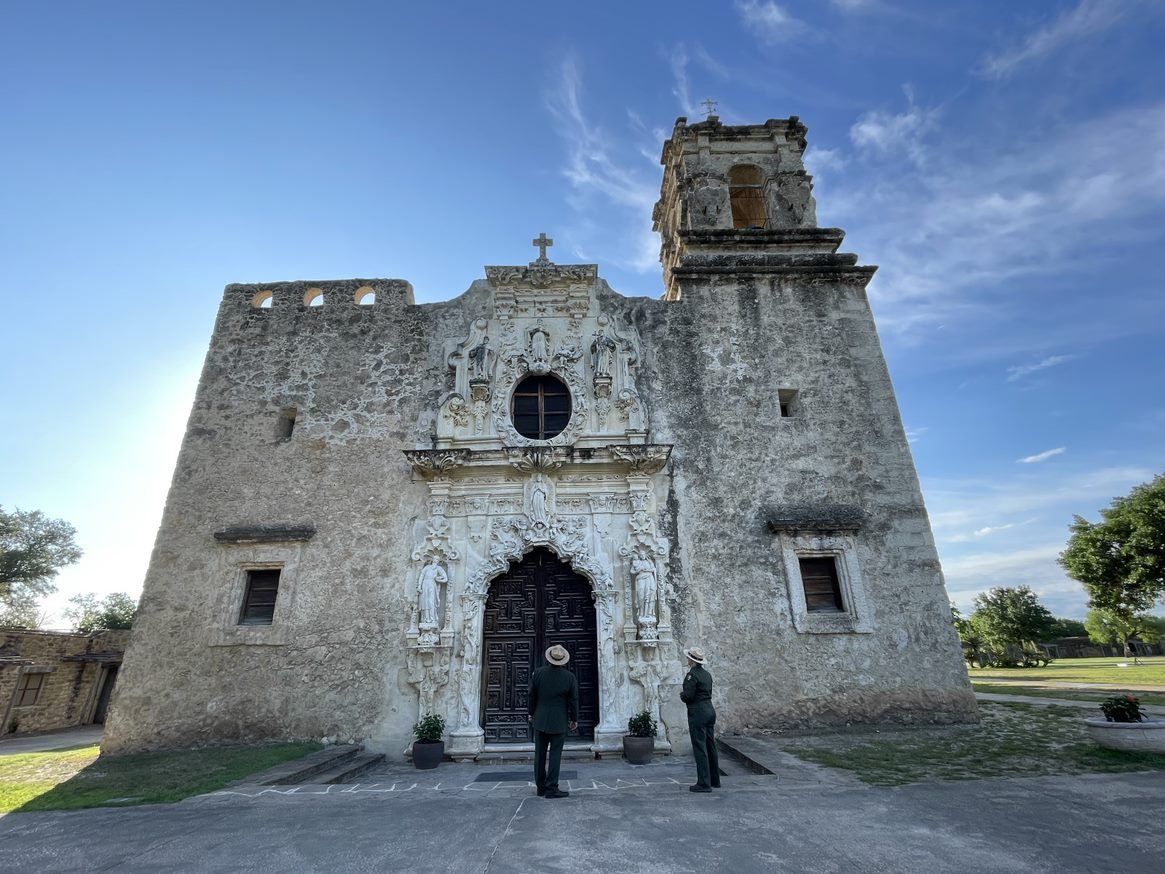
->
xmin=653 ymin=115 xmax=861 ymax=300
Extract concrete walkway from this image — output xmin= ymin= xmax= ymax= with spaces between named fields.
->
xmin=975 ymin=691 xmax=1165 ymax=716
xmin=0 ymin=726 xmax=103 ymax=756
xmin=2 ymin=763 xmax=1161 ymax=872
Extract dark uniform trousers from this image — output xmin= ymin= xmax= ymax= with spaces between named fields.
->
xmin=533 ymin=730 xmax=566 ymax=792
xmin=681 ymin=664 xmax=720 ymax=789
xmin=528 ymin=664 xmax=579 ymax=793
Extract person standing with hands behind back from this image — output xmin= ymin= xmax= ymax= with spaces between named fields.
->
xmin=528 ymin=644 xmax=578 ymax=799
xmin=680 ymin=647 xmax=720 ymax=793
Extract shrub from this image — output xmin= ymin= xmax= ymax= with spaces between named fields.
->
xmin=413 ymin=713 xmax=445 ymax=743
xmin=627 ymin=710 xmax=658 ymax=738
xmin=1099 ymin=694 xmax=1144 ymax=723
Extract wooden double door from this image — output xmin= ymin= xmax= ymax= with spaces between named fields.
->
xmin=480 ymin=548 xmax=599 ymax=743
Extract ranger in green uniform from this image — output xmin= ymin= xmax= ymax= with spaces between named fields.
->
xmin=527 ymin=644 xmax=579 ymax=799
xmin=680 ymin=646 xmax=720 ymax=792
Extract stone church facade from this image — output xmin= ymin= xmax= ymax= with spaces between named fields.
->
xmin=103 ymin=115 xmax=976 ymax=757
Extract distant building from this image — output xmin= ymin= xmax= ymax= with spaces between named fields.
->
xmin=105 ymin=114 xmax=976 ymax=757
xmin=1 ymin=629 xmax=128 ymax=735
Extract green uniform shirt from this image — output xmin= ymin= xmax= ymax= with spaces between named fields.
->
xmin=528 ymin=665 xmax=579 ymax=734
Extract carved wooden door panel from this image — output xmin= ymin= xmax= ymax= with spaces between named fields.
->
xmin=481 ymin=548 xmax=599 ymax=743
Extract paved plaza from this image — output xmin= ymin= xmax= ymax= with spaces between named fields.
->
xmin=2 ymin=749 xmax=1162 ymax=873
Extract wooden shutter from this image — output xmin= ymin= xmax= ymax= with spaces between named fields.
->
xmin=799 ymin=557 xmax=844 ymax=612
xmin=239 ymin=569 xmax=281 ymax=625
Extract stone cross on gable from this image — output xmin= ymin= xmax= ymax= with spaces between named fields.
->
xmin=531 ymin=233 xmax=554 ymax=265
xmin=701 ymin=98 xmax=718 ymax=119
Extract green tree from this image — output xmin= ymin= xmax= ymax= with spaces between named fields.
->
xmin=1060 ymin=473 xmax=1165 ymax=627
xmin=1046 ymin=617 xmax=1088 ymax=639
xmin=66 ymin=592 xmax=138 ymax=632
xmin=0 ymin=589 xmax=49 ymax=629
xmin=970 ymin=586 xmax=1056 ymax=659
xmin=0 ymin=506 xmax=82 ymax=623
xmin=1084 ymin=608 xmax=1164 ymax=664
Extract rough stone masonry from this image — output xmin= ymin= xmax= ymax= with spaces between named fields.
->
xmin=103 ymin=114 xmax=976 ymax=758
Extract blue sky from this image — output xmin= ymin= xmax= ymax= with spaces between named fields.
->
xmin=2 ymin=0 xmax=1163 ymax=624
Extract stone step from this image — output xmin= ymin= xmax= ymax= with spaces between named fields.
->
xmin=309 ymin=752 xmax=387 ymax=784
xmin=253 ymin=744 xmax=364 ymax=785
xmin=716 ymin=736 xmax=777 ymax=776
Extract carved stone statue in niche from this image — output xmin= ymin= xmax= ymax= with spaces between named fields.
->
xmin=629 ymin=647 xmax=666 ymax=731
xmin=468 ymin=332 xmax=494 ymax=382
xmin=529 ymin=325 xmax=551 ymax=374
xmin=631 ymin=551 xmax=658 ymax=625
xmin=416 ymin=556 xmax=448 ymax=630
xmin=590 ymin=327 xmax=617 ymax=378
xmin=530 ymin=476 xmax=551 ymax=529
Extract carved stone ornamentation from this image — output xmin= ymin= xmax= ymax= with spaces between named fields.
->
xmin=404 ymin=449 xmax=471 ymax=477
xmin=505 ymin=446 xmax=569 ymax=472
xmin=609 ymin=444 xmax=672 ymax=475
xmin=406 ymin=644 xmax=451 ymax=717
xmin=628 ymin=645 xmax=670 ymax=736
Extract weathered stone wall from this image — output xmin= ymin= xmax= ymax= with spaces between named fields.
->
xmin=104 ymin=279 xmax=494 ymax=753
xmin=600 ymin=272 xmax=977 ymax=732
xmin=105 ymin=117 xmax=975 ymax=756
xmin=0 ymin=629 xmax=128 ymax=734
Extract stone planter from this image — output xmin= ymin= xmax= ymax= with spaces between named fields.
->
xmin=1086 ymin=718 xmax=1165 ymax=753
xmin=623 ymin=735 xmax=654 ymax=765
xmin=412 ymin=740 xmax=445 ymax=769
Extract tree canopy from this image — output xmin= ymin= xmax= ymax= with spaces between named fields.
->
xmin=65 ymin=592 xmax=138 ymax=632
xmin=1084 ymin=608 xmax=1164 ymax=646
xmin=1060 ymin=473 xmax=1165 ymax=620
xmin=970 ymin=586 xmax=1056 ymax=653
xmin=0 ymin=507 xmax=82 ymax=624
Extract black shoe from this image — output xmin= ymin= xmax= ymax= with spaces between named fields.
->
xmin=545 ymin=789 xmax=570 ymax=799
xmin=536 ymin=787 xmax=546 ymax=797
xmin=711 ymin=783 xmax=721 ymax=789
xmin=689 ymin=785 xmax=713 ymax=793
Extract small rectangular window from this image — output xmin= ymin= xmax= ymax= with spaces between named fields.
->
xmin=778 ymin=388 xmax=798 ymax=418
xmin=277 ymin=408 xmax=297 ymax=441
xmin=15 ymin=672 xmax=46 ymax=707
xmin=239 ymin=569 xmax=281 ymax=625
xmin=799 ymin=557 xmax=844 ymax=612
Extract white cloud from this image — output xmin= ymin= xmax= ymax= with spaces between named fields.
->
xmin=1006 ymin=354 xmax=1075 ymax=382
xmin=668 ymin=44 xmax=699 ymax=118
xmin=831 ymin=0 xmax=876 ymax=10
xmin=849 ymin=86 xmax=939 ymax=167
xmin=981 ymin=0 xmax=1128 ymax=80
xmin=735 ymin=0 xmax=813 ymax=44
xmin=905 ymin=425 xmax=927 ymax=444
xmin=544 ymin=57 xmax=661 ymax=274
xmin=829 ymin=101 xmax=1165 ymax=338
xmin=1017 ymin=447 xmax=1067 ymax=465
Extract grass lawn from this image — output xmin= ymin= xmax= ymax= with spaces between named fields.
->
xmin=0 ymin=741 xmax=320 ymax=813
xmin=970 ymin=682 xmax=1165 ymax=707
xmin=781 ymin=701 xmax=1165 ymax=786
xmin=967 ymin=655 xmax=1165 ymax=687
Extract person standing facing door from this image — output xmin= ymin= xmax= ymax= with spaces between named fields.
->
xmin=528 ymin=644 xmax=578 ymax=799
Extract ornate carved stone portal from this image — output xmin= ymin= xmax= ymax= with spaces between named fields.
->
xmin=405 ymin=250 xmax=676 ymax=759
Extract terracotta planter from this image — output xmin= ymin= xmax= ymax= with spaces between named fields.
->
xmin=623 ymin=735 xmax=654 ymax=765
xmin=1086 ymin=718 xmax=1165 ymax=753
xmin=412 ymin=740 xmax=445 ymax=769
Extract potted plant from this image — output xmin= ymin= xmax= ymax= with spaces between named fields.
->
xmin=1086 ymin=694 xmax=1165 ymax=753
xmin=623 ymin=710 xmax=657 ymax=765
xmin=412 ymin=713 xmax=446 ymax=769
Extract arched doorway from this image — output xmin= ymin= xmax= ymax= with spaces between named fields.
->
xmin=480 ymin=547 xmax=599 ymax=743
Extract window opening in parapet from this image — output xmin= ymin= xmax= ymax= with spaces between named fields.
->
xmin=512 ymin=374 xmax=571 ymax=440
xmin=251 ymin=290 xmax=273 ymax=309
xmin=798 ymin=557 xmax=844 ymax=613
xmin=778 ymin=388 xmax=799 ymax=418
xmin=276 ymin=408 xmax=297 ymax=442
xmin=355 ymin=286 xmax=376 ymax=305
xmin=729 ymin=164 xmax=767 ymax=230
xmin=239 ymin=568 xmax=281 ymax=625
xmin=304 ymin=288 xmax=324 ymax=307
